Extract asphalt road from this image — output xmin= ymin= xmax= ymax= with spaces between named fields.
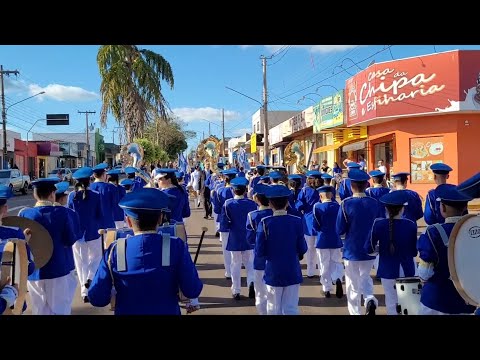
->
xmin=10 ymin=190 xmax=431 ymax=316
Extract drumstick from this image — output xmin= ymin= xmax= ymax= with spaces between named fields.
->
xmin=193 ymin=227 xmax=208 ymax=265
xmin=98 ymin=229 xmax=106 ymax=254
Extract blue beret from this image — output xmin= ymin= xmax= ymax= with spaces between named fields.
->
xmin=0 ymin=185 xmax=13 ymax=206
xmin=457 ymin=172 xmax=480 ymax=198
xmin=264 ymin=184 xmax=291 ymax=198
xmin=430 ymin=162 xmax=452 ymax=175
xmin=436 ymin=184 xmax=473 ymax=204
xmin=222 ymin=169 xmax=237 ymax=178
xmin=253 ymin=183 xmax=270 ymax=195
xmin=317 ymin=185 xmax=334 ymax=193
xmin=348 ymin=169 xmax=370 ymax=182
xmin=237 ymin=172 xmax=246 ymax=178
xmin=379 ymin=190 xmax=409 ymax=206
xmin=31 ymin=177 xmax=59 ymax=188
xmin=306 ymin=170 xmax=322 ymax=178
xmin=175 ymin=171 xmax=184 ymax=179
xmin=369 ymin=170 xmax=385 ymax=177
xmin=124 ymin=166 xmax=137 ymax=174
xmin=273 ymin=166 xmax=286 ymax=171
xmin=259 ymin=175 xmax=270 ymax=181
xmin=256 ymin=165 xmax=266 ymax=169
xmin=392 ymin=172 xmax=410 ymax=181
xmin=269 ymin=171 xmax=283 ymax=180
xmin=321 ymin=173 xmax=333 ymax=180
xmin=217 ymin=162 xmax=225 ymax=168
xmin=120 ymin=178 xmax=134 ymax=187
xmin=92 ymin=163 xmax=108 ymax=172
xmin=288 ymin=174 xmax=302 ymax=180
xmin=107 ymin=169 xmax=121 ymax=175
xmin=73 ymin=167 xmax=93 ymax=180
xmin=155 ymin=168 xmax=176 ymax=178
xmin=347 ymin=162 xmax=361 ymax=169
xmin=230 ymin=177 xmax=249 ymax=187
xmin=55 ymin=181 xmax=70 ymax=195
xmin=119 ymin=188 xmax=170 ymax=219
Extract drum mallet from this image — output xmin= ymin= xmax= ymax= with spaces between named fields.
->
xmin=98 ymin=229 xmax=106 ymax=254
xmin=193 ymin=227 xmax=208 ymax=265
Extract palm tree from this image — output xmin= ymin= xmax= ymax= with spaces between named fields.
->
xmin=97 ymin=45 xmax=174 ymax=142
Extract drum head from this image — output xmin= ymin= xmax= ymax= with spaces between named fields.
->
xmin=448 ymin=214 xmax=480 ymax=306
xmin=2 ymin=216 xmax=54 ymax=270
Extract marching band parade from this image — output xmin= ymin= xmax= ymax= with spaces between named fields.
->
xmin=1 ymin=140 xmax=479 ymax=316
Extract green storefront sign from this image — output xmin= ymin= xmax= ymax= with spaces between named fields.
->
xmin=313 ymin=90 xmax=344 ymax=133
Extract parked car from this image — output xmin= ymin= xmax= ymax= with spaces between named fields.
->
xmin=0 ymin=169 xmax=31 ymax=195
xmin=49 ymin=168 xmax=73 ymax=184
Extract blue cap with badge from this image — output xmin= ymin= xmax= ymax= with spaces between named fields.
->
xmin=119 ymin=188 xmax=170 ymax=220
xmin=230 ymin=177 xmax=249 ymax=188
xmin=107 ymin=168 xmax=121 ymax=176
xmin=269 ymin=171 xmax=283 ymax=180
xmin=55 ymin=181 xmax=70 ymax=195
xmin=175 ymin=171 xmax=184 ymax=179
xmin=436 ymin=183 xmax=473 ymax=206
xmin=369 ymin=170 xmax=385 ymax=178
xmin=264 ymin=184 xmax=292 ymax=198
xmin=317 ymin=185 xmax=334 ymax=193
xmin=31 ymin=178 xmax=59 ymax=192
xmin=321 ymin=173 xmax=333 ymax=180
xmin=430 ymin=163 xmax=452 ymax=175
xmin=217 ymin=162 xmax=225 ymax=169
xmin=155 ymin=168 xmax=176 ymax=179
xmin=288 ymin=174 xmax=303 ymax=180
xmin=120 ymin=178 xmax=134 ymax=188
xmin=457 ymin=172 xmax=480 ymax=199
xmin=253 ymin=183 xmax=270 ymax=195
xmin=347 ymin=162 xmax=361 ymax=169
xmin=92 ymin=163 xmax=109 ymax=173
xmin=379 ymin=190 xmax=409 ymax=206
xmin=348 ymin=169 xmax=370 ymax=182
xmin=124 ymin=166 xmax=137 ymax=175
xmin=0 ymin=185 xmax=14 ymax=206
xmin=73 ymin=167 xmax=93 ymax=180
xmin=392 ymin=172 xmax=410 ymax=181
xmin=306 ymin=170 xmax=322 ymax=178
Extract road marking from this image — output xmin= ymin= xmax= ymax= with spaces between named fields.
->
xmin=8 ymin=205 xmax=27 ymax=213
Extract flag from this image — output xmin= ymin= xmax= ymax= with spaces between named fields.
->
xmin=178 ymin=152 xmax=187 ymax=173
xmin=238 ymin=146 xmax=250 ymax=171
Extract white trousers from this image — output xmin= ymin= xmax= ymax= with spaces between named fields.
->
xmin=373 ymin=255 xmax=379 ymax=271
xmin=266 ymin=284 xmax=300 ymax=315
xmin=381 ymin=265 xmax=405 ymax=315
xmin=254 ymin=270 xmax=267 ymax=315
xmin=344 ymin=259 xmax=378 ymax=315
xmin=27 ymin=274 xmax=72 ymax=315
xmin=213 ymin=213 xmax=220 ymax=233
xmin=304 ymin=235 xmax=318 ymax=277
xmin=67 ymin=270 xmax=77 ymax=307
xmin=115 ymin=221 xmax=125 ymax=229
xmin=231 ymin=250 xmax=254 ymax=295
xmin=316 ymin=248 xmax=344 ymax=292
xmin=220 ymin=232 xmax=231 ymax=277
xmin=73 ymin=238 xmax=103 ymax=297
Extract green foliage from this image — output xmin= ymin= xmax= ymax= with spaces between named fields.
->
xmin=134 ymin=138 xmax=155 ymax=163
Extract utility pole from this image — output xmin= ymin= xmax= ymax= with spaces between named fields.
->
xmin=208 ymin=122 xmax=211 ymax=137
xmin=261 ymin=57 xmax=270 ymax=166
xmin=78 ymin=110 xmax=96 ymax=167
xmin=0 ymin=66 xmax=20 ymax=169
xmin=222 ymin=108 xmax=225 ymax=159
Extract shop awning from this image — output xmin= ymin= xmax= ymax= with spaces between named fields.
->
xmin=342 ymin=140 xmax=367 ymax=152
xmin=313 ymin=140 xmax=351 ymax=154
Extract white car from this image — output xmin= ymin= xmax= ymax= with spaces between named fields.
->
xmin=49 ymin=168 xmax=73 ymax=184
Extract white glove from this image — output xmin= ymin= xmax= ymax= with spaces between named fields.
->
xmin=1 ymin=285 xmax=18 ymax=308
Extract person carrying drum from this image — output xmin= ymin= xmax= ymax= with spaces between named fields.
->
xmin=255 ymin=185 xmax=307 ymax=315
xmin=107 ymin=169 xmax=127 ymax=229
xmin=0 ymin=185 xmax=35 ymax=314
xmin=19 ymin=178 xmax=78 ymax=315
xmin=88 ymin=188 xmax=203 ymax=315
xmin=336 ymin=169 xmax=381 ymax=315
xmin=312 ymin=185 xmax=344 ymax=299
xmin=155 ymin=168 xmax=190 ymax=223
xmin=90 ymin=163 xmax=118 ymax=231
xmin=416 ymin=185 xmax=476 ymax=315
xmin=423 ymin=163 xmax=455 ymax=225
xmin=365 ymin=191 xmax=418 ymax=315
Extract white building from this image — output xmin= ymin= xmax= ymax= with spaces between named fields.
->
xmin=32 ymin=132 xmax=96 ymax=165
xmin=251 ymin=110 xmax=299 ymax=135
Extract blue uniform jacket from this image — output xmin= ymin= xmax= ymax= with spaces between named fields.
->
xmin=338 ymin=178 xmax=353 ymax=201
xmin=288 ymin=188 xmax=301 ymax=210
xmin=417 ymin=220 xmax=476 ymax=314
xmin=215 ymin=186 xmax=234 ymax=217
xmin=312 ymin=201 xmax=342 ymax=249
xmin=295 ymin=186 xmax=320 ymax=236
xmin=247 ymin=207 xmax=271 ymax=270
xmin=55 ymin=204 xmax=82 ymax=275
xmin=212 ymin=181 xmax=225 ymax=215
xmin=365 ymin=185 xmax=390 ymax=218
xmin=161 ymin=186 xmax=190 ymax=222
xmin=423 ymin=185 xmax=456 ymax=225
xmin=113 ymin=185 xmax=127 ymax=222
xmin=131 ymin=176 xmax=147 ymax=192
xmin=256 ymin=212 xmax=307 ymax=287
xmin=365 ymin=218 xmax=417 ymax=279
xmin=220 ymin=197 xmax=257 ymax=251
xmin=68 ymin=190 xmax=104 ymax=241
xmin=90 ymin=182 xmax=118 ymax=229
xmin=336 ymin=195 xmax=381 ymax=261
xmin=19 ymin=205 xmax=77 ymax=280
xmin=88 ymin=233 xmax=203 ymax=315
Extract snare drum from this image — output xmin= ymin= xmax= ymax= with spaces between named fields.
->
xmin=158 ymin=222 xmax=187 ymax=243
xmin=104 ymin=228 xmax=134 ymax=249
xmin=395 ymin=277 xmax=423 ymax=315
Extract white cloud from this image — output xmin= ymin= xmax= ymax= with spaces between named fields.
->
xmin=240 ymin=45 xmax=361 ymax=53
xmin=173 ymin=107 xmax=241 ymax=122
xmin=4 ymin=78 xmax=99 ymax=102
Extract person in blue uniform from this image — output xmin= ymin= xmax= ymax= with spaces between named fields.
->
xmin=155 ymin=168 xmax=190 ymax=223
xmin=269 ymin=171 xmax=284 ymax=185
xmin=336 ymin=169 xmax=381 ymax=315
xmin=88 ymin=188 xmax=203 ymax=315
xmin=287 ymin=174 xmax=303 ymax=210
xmin=321 ymin=173 xmax=337 ymax=202
xmin=272 ymin=165 xmax=288 ymax=184
xmin=90 ymin=163 xmax=118 ymax=230
xmin=258 ymin=175 xmax=270 ymax=185
xmin=338 ymin=162 xmax=362 ymax=201
xmin=0 ymin=185 xmax=35 ymax=315
xmin=120 ymin=178 xmax=134 ymax=193
xmin=424 ymin=163 xmax=455 ymax=225
xmin=54 ymin=181 xmax=82 ymax=308
xmin=457 ymin=172 xmax=480 ymax=198
xmin=248 ymin=164 xmax=266 ymax=198
xmin=67 ymin=167 xmax=104 ymax=303
xmin=365 ymin=190 xmax=418 ymax=315
xmin=256 ymin=185 xmax=307 ymax=315
xmin=107 ymin=169 xmax=127 ymax=229
xmin=125 ymin=166 xmax=146 ymax=192
xmin=19 ymin=178 xmax=78 ymax=315
xmin=295 ymin=170 xmax=322 ymax=278
xmin=312 ymin=185 xmax=344 ymax=298
xmin=219 ymin=177 xmax=257 ymax=299
xmin=417 ymin=185 xmax=476 ymax=315
xmin=210 ymin=170 xmax=224 ymax=237
xmin=390 ymin=172 xmax=423 ymax=223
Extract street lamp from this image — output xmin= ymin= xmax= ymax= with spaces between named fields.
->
xmin=199 ymin=118 xmax=221 ymax=137
xmin=2 ymin=91 xmax=45 ymax=169
xmin=26 ymin=119 xmax=46 ymax=177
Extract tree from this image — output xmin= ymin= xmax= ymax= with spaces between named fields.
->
xmin=97 ymin=45 xmax=174 ymax=142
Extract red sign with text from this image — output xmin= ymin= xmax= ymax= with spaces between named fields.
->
xmin=345 ymin=50 xmax=480 ymax=126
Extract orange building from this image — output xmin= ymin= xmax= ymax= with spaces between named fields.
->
xmin=345 ymin=49 xmax=480 ymax=199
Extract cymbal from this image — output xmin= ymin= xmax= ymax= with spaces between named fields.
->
xmin=2 ymin=216 xmax=54 ymax=270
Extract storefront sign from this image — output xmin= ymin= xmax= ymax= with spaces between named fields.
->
xmin=269 ymin=124 xmax=283 ymax=145
xmin=410 ymin=136 xmax=444 ymax=184
xmin=288 ymin=107 xmax=314 ymax=135
xmin=251 ymin=133 xmax=257 ymax=153
xmin=313 ymin=91 xmax=345 ymax=133
xmin=345 ymin=50 xmax=480 ymax=126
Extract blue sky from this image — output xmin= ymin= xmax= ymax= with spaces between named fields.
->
xmin=1 ymin=44 xmax=480 ymax=153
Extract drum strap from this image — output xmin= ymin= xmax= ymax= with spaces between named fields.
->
xmin=116 ymin=238 xmax=127 ymax=271
xmin=162 ymin=233 xmax=171 ymax=266
xmin=433 ymin=224 xmax=450 ymax=247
